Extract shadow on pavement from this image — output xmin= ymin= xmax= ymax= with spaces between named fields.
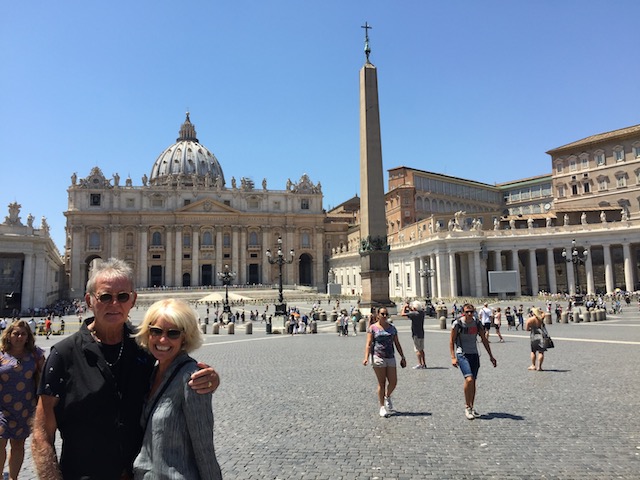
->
xmin=393 ymin=411 xmax=432 ymax=417
xmin=481 ymin=412 xmax=525 ymax=421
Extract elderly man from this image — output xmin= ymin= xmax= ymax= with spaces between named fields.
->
xmin=400 ymin=300 xmax=427 ymax=369
xmin=32 ymin=258 xmax=219 ymax=480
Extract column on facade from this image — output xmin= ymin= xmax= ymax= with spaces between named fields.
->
xmin=191 ymin=229 xmax=199 ymax=286
xmin=622 ymin=243 xmax=634 ymax=292
xmin=510 ymin=249 xmax=522 ymax=295
xmin=109 ymin=226 xmax=119 ymax=258
xmin=174 ymin=227 xmax=183 ymax=287
xmin=459 ymin=253 xmax=470 ymax=297
xmin=139 ymin=229 xmax=148 ymax=287
xmin=418 ymin=257 xmax=426 ymax=298
xmin=71 ymin=226 xmax=85 ymax=294
xmin=602 ymin=244 xmax=614 ymax=294
xmin=261 ymin=227 xmax=271 ymax=285
xmin=472 ymin=250 xmax=483 ymax=297
xmin=448 ymin=251 xmax=457 ymax=298
xmin=492 ymin=250 xmax=502 ymax=271
xmin=314 ymin=227 xmax=324 ymax=291
xmin=215 ymin=228 xmax=223 ymax=285
xmin=21 ymin=253 xmax=35 ymax=310
xmin=546 ymin=248 xmax=557 ymax=294
xmin=231 ymin=227 xmax=239 ymax=284
xmin=165 ymin=226 xmax=173 ymax=288
xmin=285 ymin=228 xmax=295 ymax=286
xmin=584 ymin=251 xmax=594 ymax=295
xmin=528 ymin=249 xmax=539 ymax=296
xmin=238 ymin=228 xmax=246 ymax=284
xmin=429 ymin=254 xmax=437 ymax=299
xmin=435 ymin=251 xmax=448 ymax=298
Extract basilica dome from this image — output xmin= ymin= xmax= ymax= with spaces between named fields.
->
xmin=149 ymin=113 xmax=225 ymax=187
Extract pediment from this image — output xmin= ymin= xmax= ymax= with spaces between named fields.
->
xmin=177 ymin=198 xmax=240 ymax=214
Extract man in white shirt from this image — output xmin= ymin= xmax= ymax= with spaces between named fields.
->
xmin=478 ymin=303 xmax=494 ymax=342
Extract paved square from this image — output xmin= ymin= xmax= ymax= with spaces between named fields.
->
xmin=16 ymin=300 xmax=640 ymax=479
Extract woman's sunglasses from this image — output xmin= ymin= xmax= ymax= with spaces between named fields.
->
xmin=149 ymin=326 xmax=183 ymax=339
xmin=93 ymin=292 xmax=132 ymax=304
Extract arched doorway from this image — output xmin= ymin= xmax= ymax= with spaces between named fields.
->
xmin=299 ymin=253 xmax=313 ymax=286
xmin=182 ymin=272 xmax=191 ymax=287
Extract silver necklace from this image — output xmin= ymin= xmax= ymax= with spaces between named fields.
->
xmin=104 ymin=340 xmax=124 ymax=368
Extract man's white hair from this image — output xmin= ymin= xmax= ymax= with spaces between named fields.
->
xmin=410 ymin=300 xmax=423 ymax=311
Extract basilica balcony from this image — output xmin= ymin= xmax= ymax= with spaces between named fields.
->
xmin=87 ymin=246 xmax=102 ymax=252
xmin=149 ymin=245 xmax=165 ymax=252
xmin=247 ymin=244 xmax=262 ymax=251
xmin=200 ymin=245 xmax=215 ymax=251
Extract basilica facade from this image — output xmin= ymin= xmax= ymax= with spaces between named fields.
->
xmin=64 ymin=114 xmax=340 ymax=295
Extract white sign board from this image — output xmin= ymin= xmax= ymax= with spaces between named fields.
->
xmin=488 ymin=271 xmax=519 ymax=293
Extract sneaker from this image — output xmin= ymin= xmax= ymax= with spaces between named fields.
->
xmin=471 ymin=407 xmax=481 ymax=418
xmin=379 ymin=405 xmax=388 ymax=417
xmin=412 ymin=364 xmax=422 ymax=369
xmin=465 ymin=407 xmax=475 ymax=420
xmin=384 ymin=396 xmax=394 ymax=412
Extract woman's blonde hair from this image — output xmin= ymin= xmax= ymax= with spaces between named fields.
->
xmin=136 ymin=299 xmax=202 ymax=353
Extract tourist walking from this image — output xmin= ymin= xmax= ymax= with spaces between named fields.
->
xmin=362 ymin=307 xmax=406 ymax=417
xmin=400 ymin=300 xmax=426 ymax=369
xmin=493 ymin=307 xmax=504 ymax=342
xmin=133 ymin=299 xmax=222 ymax=479
xmin=478 ymin=303 xmax=493 ymax=341
xmin=450 ymin=304 xmax=497 ymax=420
xmin=0 ymin=320 xmax=45 ymax=480
xmin=526 ymin=307 xmax=547 ymax=371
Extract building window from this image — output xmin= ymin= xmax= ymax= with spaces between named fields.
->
xmin=583 ymin=182 xmax=590 ymax=193
xmin=406 ymin=272 xmax=411 ymax=289
xmin=202 ymin=231 xmax=213 ymax=246
xmin=223 ymin=200 xmax=231 ymax=206
xmin=569 ymin=158 xmax=577 ymax=172
xmin=634 ymin=145 xmax=640 ymax=158
xmin=248 ymin=199 xmax=259 ymax=209
xmin=183 ymin=234 xmax=191 ymax=247
xmin=395 ymin=272 xmax=400 ymax=288
xmin=223 ymin=233 xmax=231 ymax=247
xmin=249 ymin=231 xmax=259 ymax=247
xmin=152 ymin=232 xmax=162 ymax=246
xmin=301 ymin=198 xmax=309 ymax=210
xmin=125 ymin=232 xmax=134 ymax=247
xmin=273 ymin=201 xmax=281 ymax=211
xmin=598 ymin=179 xmax=608 ymax=191
xmin=90 ymin=194 xmax=101 ymax=206
xmin=126 ymin=198 xmax=135 ymax=208
xmin=152 ymin=197 xmax=163 ymax=208
xmin=580 ymin=155 xmax=589 ymax=170
xmin=616 ymin=175 xmax=627 ymax=188
xmin=595 ymin=152 xmax=605 ymax=166
xmin=571 ymin=184 xmax=578 ymax=195
xmin=555 ymin=162 xmax=563 ymax=173
xmin=89 ymin=231 xmax=100 ymax=249
xmin=183 ymin=199 xmax=191 ymax=206
xmin=615 ymin=148 xmax=624 ymax=162
xmin=301 ymin=232 xmax=311 ymax=248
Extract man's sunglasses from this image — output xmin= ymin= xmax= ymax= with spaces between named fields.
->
xmin=464 ymin=310 xmax=475 ymax=314
xmin=93 ymin=292 xmax=132 ymax=304
xmin=149 ymin=326 xmax=183 ymax=339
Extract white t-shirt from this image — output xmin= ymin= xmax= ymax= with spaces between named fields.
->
xmin=478 ymin=306 xmax=493 ymax=325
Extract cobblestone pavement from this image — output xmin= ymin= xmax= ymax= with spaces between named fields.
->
xmin=15 ymin=301 xmax=640 ymax=479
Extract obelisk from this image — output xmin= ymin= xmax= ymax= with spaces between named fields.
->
xmin=358 ymin=23 xmax=392 ymax=309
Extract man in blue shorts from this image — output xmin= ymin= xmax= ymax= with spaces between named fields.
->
xmin=449 ymin=303 xmax=497 ymax=420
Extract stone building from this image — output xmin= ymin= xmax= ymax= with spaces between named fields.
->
xmin=330 ymin=123 xmax=640 ymax=299
xmin=0 ymin=202 xmax=64 ymax=315
xmin=64 ymin=114 xmax=335 ymax=294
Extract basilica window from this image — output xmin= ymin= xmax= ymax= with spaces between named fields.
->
xmin=580 ymin=155 xmax=589 ymax=170
xmin=223 ymin=233 xmax=231 ymax=247
xmin=557 ymin=185 xmax=565 ymax=198
xmin=595 ymin=151 xmax=605 ymax=166
xmin=568 ymin=158 xmax=577 ymax=172
xmin=598 ymin=177 xmax=608 ymax=191
xmin=301 ymin=198 xmax=310 ymax=210
xmin=90 ymin=194 xmax=101 ymax=206
xmin=571 ymin=184 xmax=578 ymax=195
xmin=616 ymin=174 xmax=627 ymax=188
xmin=583 ymin=182 xmax=590 ymax=193
xmin=301 ymin=232 xmax=311 ymax=248
xmin=126 ymin=198 xmax=135 ymax=208
xmin=125 ymin=232 xmax=134 ymax=247
xmin=183 ymin=234 xmax=191 ymax=247
xmin=248 ymin=231 xmax=259 ymax=247
xmin=202 ymin=231 xmax=213 ymax=246
xmin=88 ymin=231 xmax=101 ymax=250
xmin=152 ymin=232 xmax=162 ymax=246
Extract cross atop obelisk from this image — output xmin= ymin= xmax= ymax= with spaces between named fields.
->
xmin=358 ymin=23 xmax=392 ymax=309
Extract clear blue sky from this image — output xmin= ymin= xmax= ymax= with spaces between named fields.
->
xmin=2 ymin=1 xmax=639 ymax=251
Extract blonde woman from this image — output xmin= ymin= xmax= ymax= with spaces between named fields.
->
xmin=134 ymin=299 xmax=222 ymax=479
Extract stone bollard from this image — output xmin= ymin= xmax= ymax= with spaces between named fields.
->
xmin=440 ymin=316 xmax=447 ymax=330
xmin=544 ymin=312 xmax=552 ymax=325
xmin=335 ymin=320 xmax=341 ymax=333
xmin=320 ymin=311 xmax=327 ymax=322
xmin=310 ymin=320 xmax=317 ymax=334
xmin=574 ymin=311 xmax=582 ymax=323
xmin=561 ymin=312 xmax=569 ymax=324
xmin=583 ymin=310 xmax=591 ymax=322
xmin=245 ymin=321 xmax=253 ymax=334
xmin=212 ymin=322 xmax=220 ymax=334
xmin=359 ymin=318 xmax=367 ymax=332
xmin=228 ymin=323 xmax=235 ymax=334
xmin=266 ymin=322 xmax=272 ymax=334
xmin=200 ymin=323 xmax=207 ymax=334
xmin=601 ymin=309 xmax=607 ymax=321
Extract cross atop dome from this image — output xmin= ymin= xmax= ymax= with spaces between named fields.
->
xmin=177 ymin=111 xmax=198 ymax=142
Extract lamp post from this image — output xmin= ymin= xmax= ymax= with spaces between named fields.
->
xmin=266 ymin=236 xmax=294 ymax=316
xmin=562 ymin=239 xmax=588 ymax=302
xmin=418 ymin=267 xmax=435 ymax=300
xmin=217 ymin=265 xmax=236 ymax=318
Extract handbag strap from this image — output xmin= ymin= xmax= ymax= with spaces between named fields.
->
xmin=143 ymin=359 xmax=194 ymax=433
